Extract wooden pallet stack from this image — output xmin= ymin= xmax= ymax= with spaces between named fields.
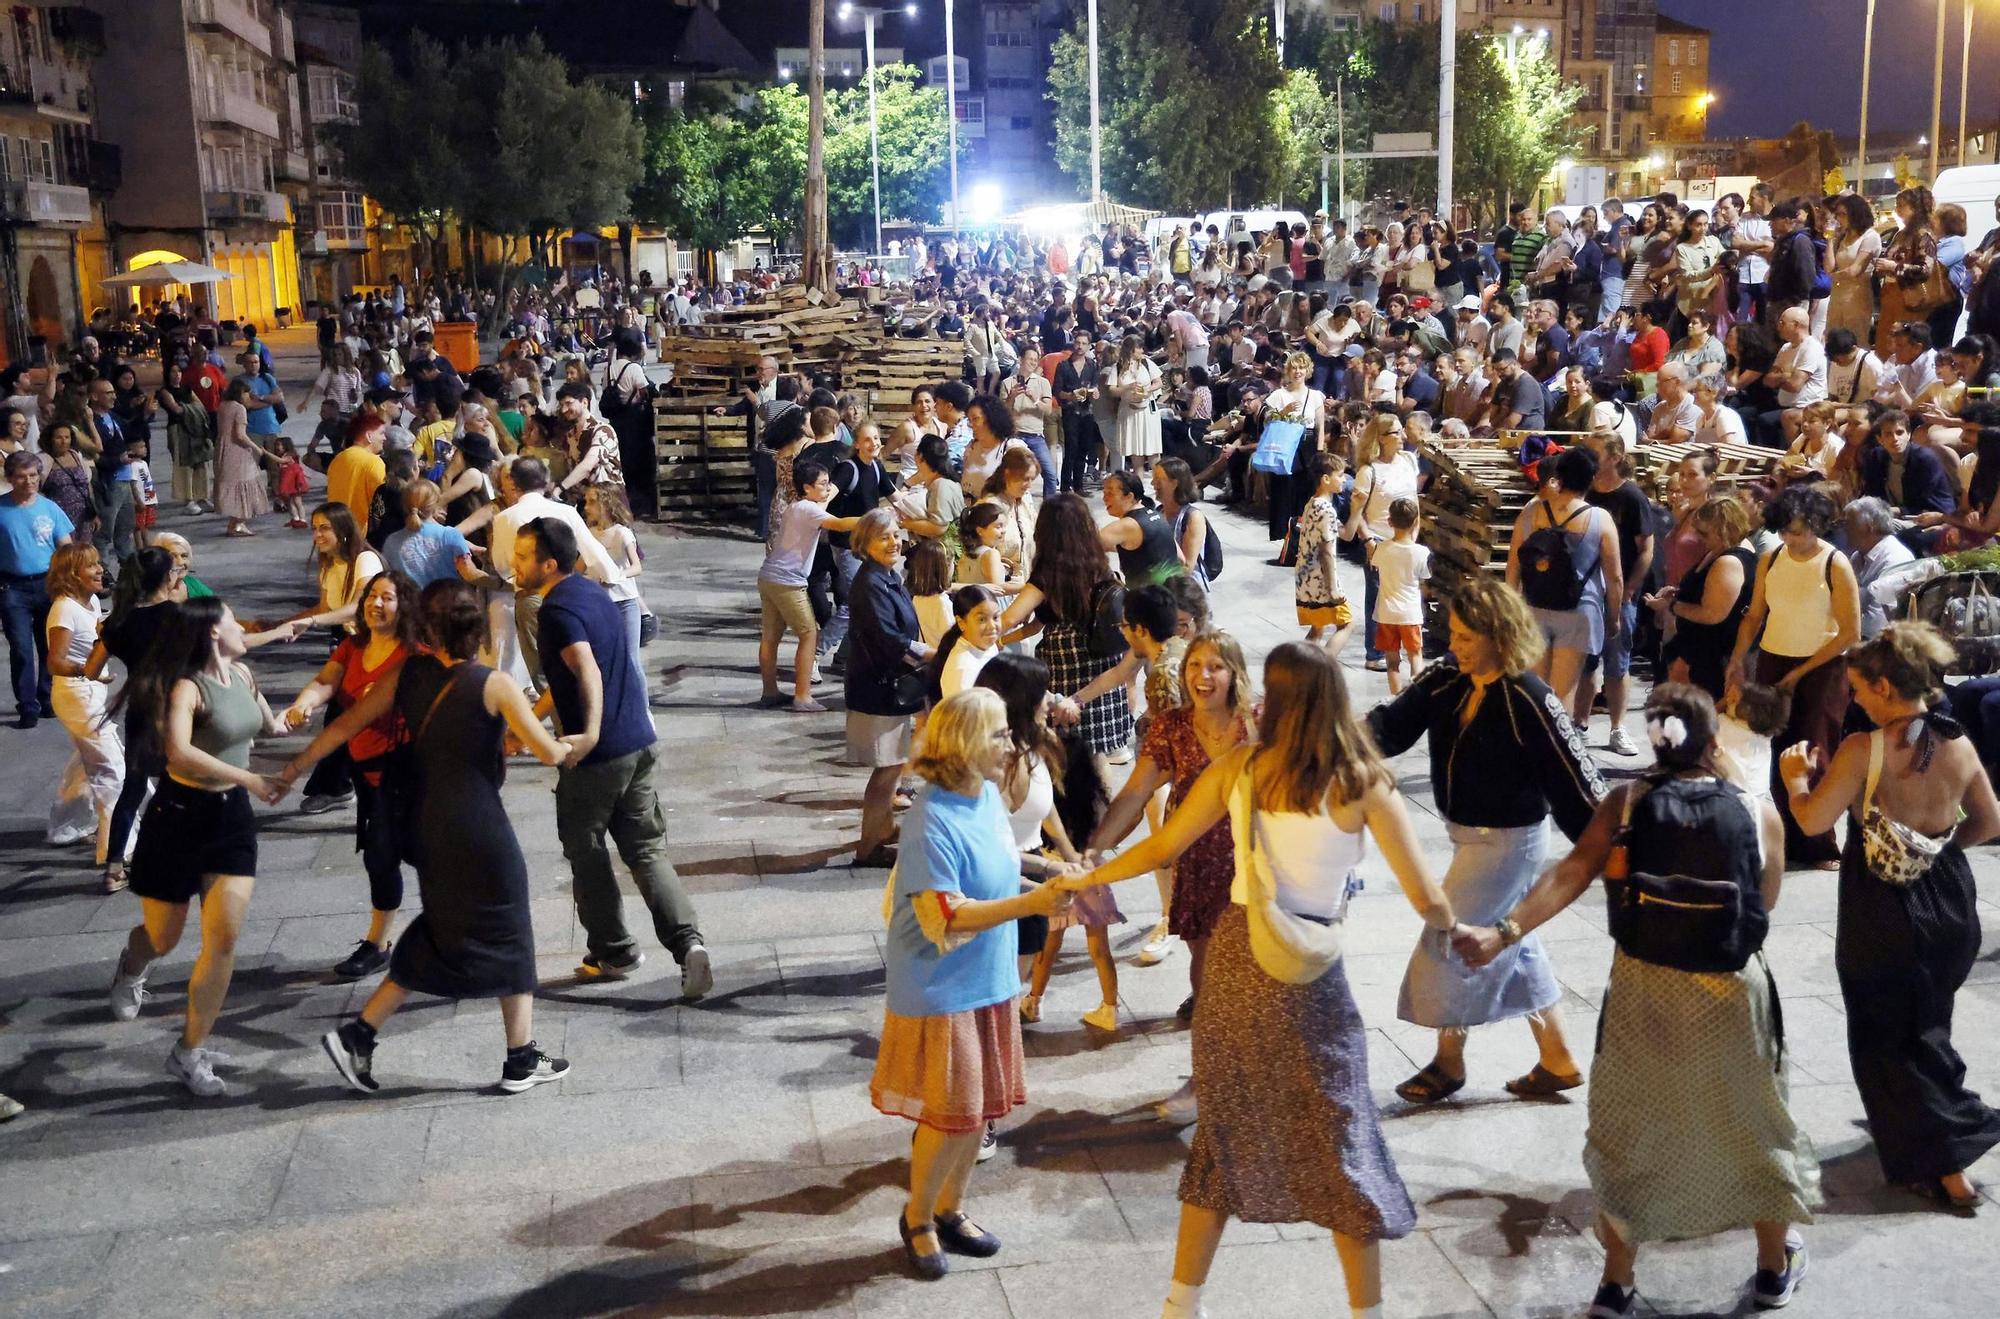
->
xmin=842 ymin=337 xmax=967 ymax=431
xmin=1630 ymin=439 xmax=1780 ymax=499
xmin=1418 ymin=442 xmax=1535 ymax=593
xmin=653 ymin=398 xmax=755 ymax=519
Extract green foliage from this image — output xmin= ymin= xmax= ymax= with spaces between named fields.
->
xmin=1451 ymin=35 xmax=1582 ymax=224
xmin=329 ymin=35 xmax=465 ymax=246
xmin=823 ymin=65 xmax=955 ymax=245
xmin=1047 ymin=0 xmax=1285 ymax=212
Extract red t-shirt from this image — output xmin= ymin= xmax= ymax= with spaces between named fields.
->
xmin=181 ymin=361 xmax=225 ymax=412
xmin=333 ymin=636 xmax=412 ymax=771
xmin=1628 ymin=326 xmax=1670 ymax=375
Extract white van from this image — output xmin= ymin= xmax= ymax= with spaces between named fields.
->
xmin=1199 ymin=207 xmax=1310 ymax=252
xmin=1933 ymin=165 xmax=2000 ymax=233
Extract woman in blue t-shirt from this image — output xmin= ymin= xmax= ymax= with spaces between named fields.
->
xmin=871 ymin=688 xmax=1071 ymax=1280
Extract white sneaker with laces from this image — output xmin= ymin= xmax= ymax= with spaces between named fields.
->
xmin=1607 ymin=726 xmax=1637 ymax=757
xmin=680 ymin=943 xmax=713 ymax=1001
xmin=109 ymin=963 xmax=149 ymax=1021
xmin=167 ymin=1043 xmax=226 ymax=1097
xmin=1136 ymin=919 xmax=1174 ymax=965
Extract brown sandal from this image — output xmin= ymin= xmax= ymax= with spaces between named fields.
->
xmin=1504 ymin=1063 xmax=1584 ymax=1098
xmin=1395 ymin=1065 xmax=1465 ymax=1104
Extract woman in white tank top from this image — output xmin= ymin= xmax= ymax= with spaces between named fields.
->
xmin=1054 ymin=642 xmax=1454 ymax=1319
xmin=1726 ymin=486 xmax=1861 ymax=867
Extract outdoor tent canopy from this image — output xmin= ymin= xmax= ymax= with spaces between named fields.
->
xmin=100 ymin=261 xmax=236 ymax=288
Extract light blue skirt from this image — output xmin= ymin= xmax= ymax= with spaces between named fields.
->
xmin=1397 ymin=820 xmax=1563 ymax=1029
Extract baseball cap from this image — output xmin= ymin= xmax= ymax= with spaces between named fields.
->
xmin=1456 ymin=295 xmax=1482 ymax=312
xmin=1247 ymin=275 xmax=1269 ymax=292
xmin=1342 ymin=344 xmax=1365 ymax=358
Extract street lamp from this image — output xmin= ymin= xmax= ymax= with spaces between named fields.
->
xmin=1087 ymin=0 xmax=1101 ymax=202
xmin=1929 ymin=0 xmax=1946 ymax=181
xmin=840 ymin=2 xmax=918 ymax=258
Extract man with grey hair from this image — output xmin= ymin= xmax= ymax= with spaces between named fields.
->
xmin=1844 ymin=496 xmax=1917 ymax=638
xmin=1644 ymin=364 xmax=1700 ymax=446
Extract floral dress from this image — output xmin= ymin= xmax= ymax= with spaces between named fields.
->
xmin=41 ymin=454 xmax=95 ymax=543
xmin=1293 ymin=493 xmax=1345 ymax=618
xmin=1140 ymin=707 xmax=1247 ymax=941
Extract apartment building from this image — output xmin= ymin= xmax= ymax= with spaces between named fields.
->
xmin=0 ymin=4 xmax=119 ymax=363
xmin=292 ymin=1 xmax=387 ymax=303
xmin=94 ymin=0 xmax=305 ymax=327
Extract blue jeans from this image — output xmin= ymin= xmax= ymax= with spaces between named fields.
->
xmin=1949 ymin=677 xmax=2000 ymax=771
xmin=821 ymin=546 xmax=862 ymax=661
xmin=1019 ymin=432 xmax=1058 ymax=500
xmin=1363 ymin=562 xmax=1381 ymax=660
xmin=1596 ymin=274 xmax=1624 ymax=326
xmin=0 ymin=571 xmax=52 ymax=719
xmin=616 ymin=596 xmax=644 ymax=677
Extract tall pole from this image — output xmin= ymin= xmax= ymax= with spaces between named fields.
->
xmin=805 ymin=0 xmax=831 ymax=293
xmin=1086 ymin=0 xmax=1102 ymax=202
xmin=1336 ymin=73 xmax=1346 ymax=222
xmin=945 ymin=0 xmax=959 ymax=238
xmin=1274 ymin=0 xmax=1285 ymax=65
xmin=1437 ymin=0 xmax=1454 ymax=224
xmin=1930 ymin=0 xmax=1947 ymax=182
xmin=1858 ymin=0 xmax=1876 ymax=186
xmin=863 ymin=11 xmax=882 ymax=256
xmin=1960 ymin=0 xmax=1976 ymax=169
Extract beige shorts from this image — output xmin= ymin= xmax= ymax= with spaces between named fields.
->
xmin=757 ymin=578 xmax=817 ymax=643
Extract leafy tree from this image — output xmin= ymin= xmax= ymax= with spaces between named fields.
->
xmin=1047 ymin=0 xmax=1285 ymax=212
xmin=823 ymin=65 xmax=955 ymax=246
xmin=328 ymin=35 xmax=466 ymax=279
xmin=1273 ymin=67 xmax=1339 ymax=212
xmin=1451 ymin=35 xmax=1582 ymax=224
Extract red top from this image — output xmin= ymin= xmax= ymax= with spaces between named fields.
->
xmin=181 ymin=361 xmax=226 ymax=412
xmin=333 ymin=635 xmax=412 ymax=770
xmin=1628 ymin=326 xmax=1670 ymax=374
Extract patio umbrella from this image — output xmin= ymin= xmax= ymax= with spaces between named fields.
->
xmin=100 ymin=261 xmax=235 ymax=288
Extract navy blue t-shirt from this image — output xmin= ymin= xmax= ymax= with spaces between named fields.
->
xmin=536 ymin=573 xmax=653 ymax=764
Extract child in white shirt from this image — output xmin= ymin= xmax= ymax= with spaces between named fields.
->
xmin=1367 ymin=497 xmax=1431 ymax=694
xmin=1715 ymin=683 xmax=1789 ymax=802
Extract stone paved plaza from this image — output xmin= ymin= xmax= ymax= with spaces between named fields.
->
xmin=4 ymin=329 xmax=2000 ymax=1318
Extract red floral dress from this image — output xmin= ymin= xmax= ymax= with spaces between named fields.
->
xmin=1140 ymin=707 xmax=1248 ymax=941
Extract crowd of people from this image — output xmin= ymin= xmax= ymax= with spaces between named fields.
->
xmin=7 ymin=182 xmax=2000 ymax=1315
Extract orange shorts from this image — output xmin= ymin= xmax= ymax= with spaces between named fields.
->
xmin=1374 ymin=622 xmax=1423 ymax=658
xmin=1296 ymin=598 xmax=1353 ymax=629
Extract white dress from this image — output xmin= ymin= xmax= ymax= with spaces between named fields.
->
xmin=1112 ymin=360 xmax=1163 ymax=461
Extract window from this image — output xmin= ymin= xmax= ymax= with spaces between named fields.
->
xmin=1688 ymin=40 xmax=1700 ymax=66
xmin=319 ymin=189 xmax=366 ymax=243
xmin=1669 ymin=70 xmax=1681 ymax=93
xmin=1378 ymin=2 xmax=1396 ymax=21
xmin=308 ymin=68 xmax=356 ymax=123
xmin=1009 ymin=115 xmax=1032 ymax=130
xmin=1330 ymin=14 xmax=1358 ymax=30
xmin=1412 ymin=3 xmax=1424 ymax=20
xmin=1667 ymin=39 xmax=1679 ymax=65
xmin=954 ymin=98 xmax=983 ymax=125
xmin=0 ymin=138 xmax=11 ymax=182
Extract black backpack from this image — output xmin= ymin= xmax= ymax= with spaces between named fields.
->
xmin=1177 ymin=506 xmax=1225 ymax=582
xmin=1605 ymin=778 xmax=1769 ymax=974
xmin=1518 ymin=499 xmax=1588 ymax=611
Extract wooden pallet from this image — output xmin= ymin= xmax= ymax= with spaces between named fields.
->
xmin=653 ymin=399 xmax=754 ymax=520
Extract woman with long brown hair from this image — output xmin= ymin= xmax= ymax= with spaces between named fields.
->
xmin=1059 ymin=642 xmax=1452 ymax=1319
xmin=999 ymin=492 xmax=1132 ymax=763
xmin=1874 ymin=186 xmax=1940 ymax=359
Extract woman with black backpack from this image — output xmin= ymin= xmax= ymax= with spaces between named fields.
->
xmin=1781 ymin=623 xmax=2000 ymax=1215
xmin=1455 ymin=683 xmax=1815 ymax=1319
xmin=1507 ymin=446 xmax=1623 ymax=717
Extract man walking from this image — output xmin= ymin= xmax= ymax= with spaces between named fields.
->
xmin=0 ymin=452 xmax=74 ymax=727
xmin=514 ymin=517 xmax=711 ymax=998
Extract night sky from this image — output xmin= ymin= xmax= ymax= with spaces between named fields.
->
xmin=724 ymin=0 xmax=2000 ymax=141
xmin=1667 ymin=0 xmax=2000 ymax=139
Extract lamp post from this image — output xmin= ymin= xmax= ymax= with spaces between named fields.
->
xmin=841 ymin=3 xmax=917 ymax=259
xmin=1274 ymin=0 xmax=1286 ymax=65
xmin=1930 ymin=0 xmax=1947 ymax=182
xmin=1858 ymin=0 xmax=1877 ymax=187
xmin=1086 ymin=0 xmax=1101 ymax=202
xmin=945 ymin=0 xmax=959 ymax=238
xmin=1437 ymin=0 xmax=1454 ymax=225
xmin=1959 ymin=0 xmax=1977 ymax=168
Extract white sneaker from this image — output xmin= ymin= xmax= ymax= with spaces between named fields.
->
xmin=1135 ymin=919 xmax=1173 ymax=966
xmin=1155 ymin=1080 xmax=1197 ymax=1126
xmin=1607 ymin=726 xmax=1637 ymax=757
xmin=680 ymin=943 xmax=713 ymax=1001
xmin=167 ymin=1043 xmax=226 ymax=1097
xmin=185 ymin=500 xmax=204 ymax=515
xmin=109 ymin=962 xmax=149 ymax=1021
xmin=1107 ymin=744 xmax=1134 ymax=765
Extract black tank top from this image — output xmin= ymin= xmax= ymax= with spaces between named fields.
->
xmin=1117 ymin=507 xmax=1183 ymax=588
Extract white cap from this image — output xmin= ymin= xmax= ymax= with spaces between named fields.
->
xmin=1456 ymin=295 xmax=1482 ymax=312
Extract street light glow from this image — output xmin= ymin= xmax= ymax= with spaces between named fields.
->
xmin=904 ymin=2 xmax=917 ymax=12
xmin=967 ymin=181 xmax=1003 ymax=225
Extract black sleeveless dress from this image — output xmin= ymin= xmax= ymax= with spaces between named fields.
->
xmin=386 ymin=656 xmax=537 ymax=998
xmin=1663 ymin=547 xmax=1754 ymax=700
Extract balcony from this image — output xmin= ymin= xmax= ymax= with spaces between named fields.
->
xmin=276 ymin=147 xmax=311 ymax=182
xmin=206 ymin=188 xmax=289 ymax=223
xmin=186 ymin=0 xmax=273 ymax=58
xmin=198 ymin=84 xmax=280 ymax=139
xmin=3 ymin=180 xmax=93 ymax=225
xmin=48 ymin=7 xmax=107 ymax=58
xmin=0 ymin=64 xmax=33 ymax=107
xmin=87 ymin=140 xmax=120 ymax=193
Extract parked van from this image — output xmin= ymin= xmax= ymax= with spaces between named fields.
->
xmin=1933 ymin=165 xmax=2000 ymax=232
xmin=1199 ymin=207 xmax=1310 ymax=252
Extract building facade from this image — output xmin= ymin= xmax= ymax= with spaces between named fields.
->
xmin=95 ymin=0 xmax=303 ymax=327
xmin=292 ymin=1 xmax=387 ymax=304
xmin=0 ymin=4 xmax=118 ymax=365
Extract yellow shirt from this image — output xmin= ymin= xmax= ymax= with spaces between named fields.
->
xmin=413 ymin=420 xmax=456 ymax=466
xmin=325 ymin=446 xmax=385 ymax=524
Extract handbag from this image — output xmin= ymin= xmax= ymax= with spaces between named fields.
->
xmin=1229 ymin=763 xmax=1347 ymax=985
xmin=377 ymin=666 xmax=469 ymax=867
xmin=1898 ymin=244 xmax=1955 ymax=315
xmin=1860 ymin=729 xmax=1947 ymax=887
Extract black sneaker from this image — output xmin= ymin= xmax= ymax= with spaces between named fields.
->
xmin=333 ymin=940 xmax=389 ymax=980
xmin=1175 ymin=994 xmax=1197 ymax=1024
xmin=499 ymin=1044 xmax=571 ymax=1093
xmin=1586 ymin=1281 xmax=1637 ymax=1318
xmin=1752 ymin=1234 xmax=1807 ymax=1309
xmin=576 ymin=950 xmax=645 ymax=980
xmin=322 ymin=1021 xmax=379 ymax=1093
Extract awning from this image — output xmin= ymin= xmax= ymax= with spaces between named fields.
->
xmin=1003 ymin=199 xmax=1164 ymax=234
xmin=101 ymin=261 xmax=235 ymax=287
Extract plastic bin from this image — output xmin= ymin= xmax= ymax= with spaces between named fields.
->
xmin=433 ymin=321 xmax=479 ymax=374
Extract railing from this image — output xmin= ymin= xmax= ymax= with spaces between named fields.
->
xmin=185 ymin=0 xmax=273 ymax=58
xmin=196 ymin=82 xmax=280 ymax=139
xmin=206 ymin=188 xmax=288 ymax=222
xmin=2 ymin=180 xmax=92 ymax=224
xmin=276 ymin=147 xmax=311 ymax=182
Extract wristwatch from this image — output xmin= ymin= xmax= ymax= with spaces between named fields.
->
xmin=1496 ymin=916 xmax=1523 ymax=947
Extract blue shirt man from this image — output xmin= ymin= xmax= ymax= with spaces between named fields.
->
xmin=0 ymin=454 xmax=75 ymax=724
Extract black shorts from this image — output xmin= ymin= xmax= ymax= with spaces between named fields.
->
xmin=129 ymin=780 xmax=259 ymax=904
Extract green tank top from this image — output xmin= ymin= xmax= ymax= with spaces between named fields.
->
xmin=191 ymin=667 xmax=262 ymax=770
